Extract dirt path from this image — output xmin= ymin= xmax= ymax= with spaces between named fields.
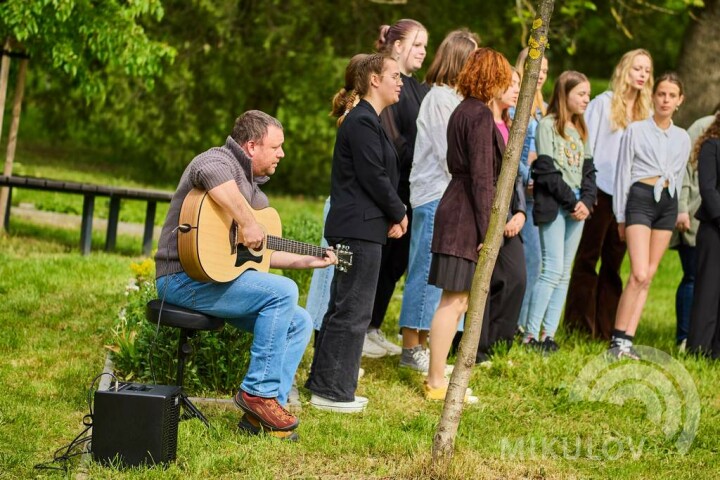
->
xmin=10 ymin=203 xmax=162 ymax=238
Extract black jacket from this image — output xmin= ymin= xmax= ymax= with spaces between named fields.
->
xmin=325 ymin=100 xmax=407 ymax=244
xmin=696 ymin=138 xmax=720 ymax=229
xmin=380 ymin=74 xmax=429 ymax=204
xmin=531 ymin=154 xmax=597 ymax=225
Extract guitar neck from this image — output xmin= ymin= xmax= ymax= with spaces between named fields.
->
xmin=267 ymin=235 xmax=328 ymax=258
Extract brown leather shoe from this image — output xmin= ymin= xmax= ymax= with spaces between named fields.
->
xmin=233 ymin=390 xmax=299 ymax=431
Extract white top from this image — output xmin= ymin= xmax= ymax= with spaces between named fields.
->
xmin=409 ymin=85 xmax=462 ymax=208
xmin=613 ymin=117 xmax=691 ymax=223
xmin=585 ymin=91 xmax=631 ymax=195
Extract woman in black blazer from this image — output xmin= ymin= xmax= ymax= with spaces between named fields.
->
xmin=306 ymin=54 xmax=408 ymax=412
xmin=687 ymin=113 xmax=720 ymax=358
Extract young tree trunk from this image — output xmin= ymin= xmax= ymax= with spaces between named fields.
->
xmin=430 ymin=0 xmax=555 ymax=470
xmin=676 ymin=0 xmax=720 ymax=127
xmin=0 ymin=56 xmax=27 ymax=231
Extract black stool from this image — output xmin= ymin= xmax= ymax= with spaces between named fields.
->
xmin=145 ymin=299 xmax=225 ymax=427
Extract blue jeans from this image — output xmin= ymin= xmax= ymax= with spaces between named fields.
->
xmin=518 ymin=200 xmax=541 ymax=330
xmin=526 ymin=209 xmax=585 ymax=338
xmin=305 ymin=197 xmax=334 ymax=331
xmin=398 ymin=199 xmax=442 ymax=331
xmin=676 ymin=244 xmax=696 ymax=343
xmin=156 ymin=271 xmax=312 ymax=406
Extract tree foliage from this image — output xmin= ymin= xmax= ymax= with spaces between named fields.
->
xmin=14 ymin=0 xmax=698 ymax=195
xmin=0 ymin=0 xmax=175 ymax=101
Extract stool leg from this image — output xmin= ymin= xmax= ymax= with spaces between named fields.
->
xmin=176 ymin=329 xmax=192 ymax=387
xmin=175 ymin=329 xmax=212 ymax=429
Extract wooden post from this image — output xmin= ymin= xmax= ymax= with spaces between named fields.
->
xmin=0 ymin=39 xmax=11 ymax=138
xmin=80 ymin=195 xmax=95 ymax=255
xmin=0 ymin=40 xmax=12 ymax=231
xmin=105 ymin=196 xmax=121 ymax=252
xmin=142 ymin=201 xmax=157 ymax=257
xmin=0 ymin=56 xmax=28 ymax=231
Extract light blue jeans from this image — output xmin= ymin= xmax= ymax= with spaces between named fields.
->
xmin=518 ymin=200 xmax=541 ymax=330
xmin=526 ymin=209 xmax=585 ymax=339
xmin=399 ymin=199 xmax=443 ymax=331
xmin=305 ymin=197 xmax=334 ymax=331
xmin=156 ymin=270 xmax=312 ymax=406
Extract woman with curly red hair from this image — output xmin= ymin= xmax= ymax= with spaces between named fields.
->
xmin=424 ymin=47 xmax=512 ymax=401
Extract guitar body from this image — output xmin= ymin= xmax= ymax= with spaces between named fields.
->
xmin=178 ymin=189 xmax=282 ymax=283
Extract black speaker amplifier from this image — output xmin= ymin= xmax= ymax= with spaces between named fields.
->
xmin=92 ymin=383 xmax=181 ymax=467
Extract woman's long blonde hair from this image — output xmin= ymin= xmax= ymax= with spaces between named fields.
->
xmin=515 ymin=47 xmax=547 ymax=118
xmin=609 ymin=49 xmax=653 ymax=131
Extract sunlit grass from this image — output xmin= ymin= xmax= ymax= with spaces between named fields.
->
xmin=1 ymin=202 xmax=718 ymax=478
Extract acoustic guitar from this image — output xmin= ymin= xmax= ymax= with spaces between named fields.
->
xmin=177 ymin=188 xmax=352 ymax=283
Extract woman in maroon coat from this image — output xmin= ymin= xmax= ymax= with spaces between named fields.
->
xmin=425 ymin=48 xmax=512 ymax=400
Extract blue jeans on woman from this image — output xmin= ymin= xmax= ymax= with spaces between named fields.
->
xmin=305 ymin=197 xmax=333 ymax=331
xmin=156 ymin=270 xmax=313 ymax=406
xmin=526 ymin=209 xmax=585 ymax=339
xmin=676 ymin=244 xmax=696 ymax=344
xmin=518 ymin=199 xmax=541 ymax=330
xmin=398 ymin=199 xmax=443 ymax=331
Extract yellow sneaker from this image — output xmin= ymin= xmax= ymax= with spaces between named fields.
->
xmin=423 ymin=381 xmax=478 ymax=404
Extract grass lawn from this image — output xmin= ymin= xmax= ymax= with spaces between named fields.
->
xmin=1 ymin=141 xmax=718 ymax=478
xmin=1 ymin=199 xmax=719 ymax=479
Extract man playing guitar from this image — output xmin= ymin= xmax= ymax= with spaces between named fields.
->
xmin=155 ymin=110 xmax=337 ymax=439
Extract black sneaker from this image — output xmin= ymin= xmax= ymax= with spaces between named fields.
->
xmin=542 ymin=336 xmax=559 ymax=353
xmin=522 ymin=336 xmax=541 ymax=350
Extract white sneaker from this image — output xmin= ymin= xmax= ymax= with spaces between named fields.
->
xmin=358 ymin=367 xmax=365 ymax=379
xmin=362 ymin=333 xmax=387 ymax=358
xmin=367 ymin=329 xmax=402 ymax=355
xmin=399 ymin=345 xmax=430 ymax=373
xmin=310 ymin=394 xmax=367 ymax=413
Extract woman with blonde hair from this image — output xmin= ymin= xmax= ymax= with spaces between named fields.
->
xmin=610 ymin=73 xmax=690 ymax=359
xmin=424 ymin=47 xmax=512 ymax=401
xmin=396 ymin=28 xmax=479 ymax=373
xmin=564 ymin=49 xmax=653 ymax=340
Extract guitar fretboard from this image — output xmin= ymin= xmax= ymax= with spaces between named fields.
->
xmin=267 ymin=235 xmax=328 ymax=258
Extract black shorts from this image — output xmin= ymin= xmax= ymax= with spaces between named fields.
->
xmin=625 ymin=182 xmax=677 ymax=231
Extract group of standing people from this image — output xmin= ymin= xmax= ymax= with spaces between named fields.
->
xmin=153 ymin=17 xmax=720 ymax=438
xmin=306 ymin=19 xmax=720 ymax=412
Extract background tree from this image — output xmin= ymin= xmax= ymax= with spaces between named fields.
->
xmin=9 ymin=0 xmax=707 ymax=195
xmin=0 ymin=0 xmax=174 ymax=228
xmin=0 ymin=0 xmax=175 ymax=101
xmin=676 ymin=0 xmax=720 ymax=125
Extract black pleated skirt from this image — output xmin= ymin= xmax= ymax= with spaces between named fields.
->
xmin=428 ymin=253 xmax=476 ymax=292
